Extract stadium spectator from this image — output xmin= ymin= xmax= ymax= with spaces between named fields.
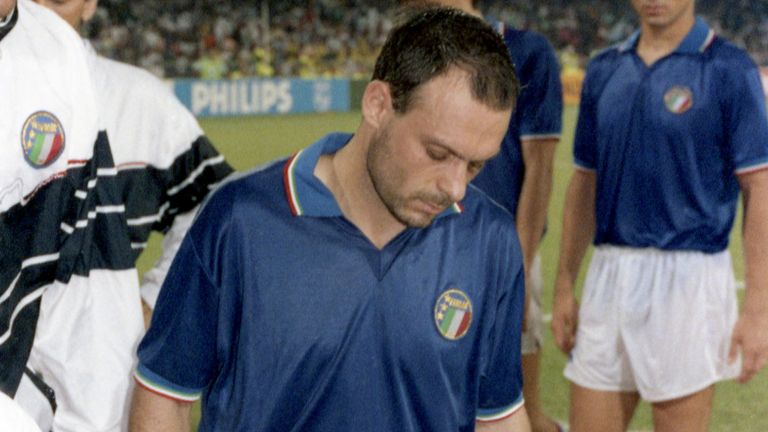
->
xmin=552 ymin=0 xmax=768 ymax=430
xmin=129 ymin=8 xmax=531 ymax=431
xmin=76 ymin=1 xmax=768 ymax=79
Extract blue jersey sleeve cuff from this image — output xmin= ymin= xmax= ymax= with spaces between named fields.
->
xmin=134 ymin=364 xmax=204 ymax=403
xmin=735 ymin=159 xmax=768 ymax=175
xmin=476 ymin=394 xmax=525 ymax=422
xmin=519 ymin=132 xmax=562 ymax=142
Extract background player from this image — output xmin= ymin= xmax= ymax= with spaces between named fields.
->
xmin=403 ymin=1 xmax=563 ymax=431
xmin=129 ymin=8 xmax=531 ymax=432
xmin=9 ymin=0 xmax=234 ymax=430
xmin=1 ymin=0 xmax=101 ymax=427
xmin=552 ymin=0 xmax=768 ymax=430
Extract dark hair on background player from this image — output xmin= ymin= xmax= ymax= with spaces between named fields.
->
xmin=373 ymin=7 xmax=519 ymax=114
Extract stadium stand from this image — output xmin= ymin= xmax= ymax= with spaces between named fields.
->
xmin=84 ymin=0 xmax=768 ymax=79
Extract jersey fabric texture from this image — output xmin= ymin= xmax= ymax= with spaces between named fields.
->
xmin=574 ymin=17 xmax=768 ymax=252
xmin=471 ymin=20 xmax=562 ymax=215
xmin=136 ymin=133 xmax=527 ymax=431
xmin=0 ymin=2 xmax=233 ymax=429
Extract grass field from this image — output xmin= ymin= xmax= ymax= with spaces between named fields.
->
xmin=137 ymin=107 xmax=768 ymax=431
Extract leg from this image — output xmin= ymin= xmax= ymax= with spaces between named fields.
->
xmin=569 ymin=384 xmax=639 ymax=432
xmin=522 ymin=351 xmax=560 ymax=432
xmin=651 ymin=385 xmax=714 ymax=432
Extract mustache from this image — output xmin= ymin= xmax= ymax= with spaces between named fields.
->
xmin=413 ymin=192 xmax=454 ymax=209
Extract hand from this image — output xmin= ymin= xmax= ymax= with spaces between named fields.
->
xmin=551 ymin=278 xmax=579 ymax=354
xmin=729 ymin=310 xmax=768 ymax=383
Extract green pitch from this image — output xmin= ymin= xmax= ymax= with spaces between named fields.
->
xmin=137 ymin=108 xmax=766 ymax=431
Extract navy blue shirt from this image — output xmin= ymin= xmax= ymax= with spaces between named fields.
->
xmin=135 ymin=133 xmax=526 ymax=431
xmin=471 ymin=20 xmax=563 ymax=216
xmin=574 ymin=18 xmax=768 ymax=252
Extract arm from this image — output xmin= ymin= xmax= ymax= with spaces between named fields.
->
xmin=730 ymin=169 xmax=768 ymax=383
xmin=516 ymin=138 xmax=558 ymax=326
xmin=551 ymin=169 xmax=596 ymax=354
xmin=128 ymin=385 xmax=192 ymax=432
xmin=476 ymin=406 xmax=531 ymax=432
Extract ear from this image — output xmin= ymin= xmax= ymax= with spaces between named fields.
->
xmin=82 ymin=0 xmax=98 ymax=23
xmin=361 ymin=80 xmax=393 ymax=129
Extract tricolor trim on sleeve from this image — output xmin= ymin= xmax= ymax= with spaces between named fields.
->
xmin=520 ymin=133 xmax=561 ymax=142
xmin=476 ymin=395 xmax=525 ymax=423
xmin=735 ymin=160 xmax=768 ymax=176
xmin=134 ymin=365 xmax=202 ymax=403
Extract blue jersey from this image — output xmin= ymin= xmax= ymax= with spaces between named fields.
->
xmin=471 ymin=21 xmax=563 ymax=215
xmin=574 ymin=18 xmax=768 ymax=252
xmin=135 ymin=133 xmax=526 ymax=431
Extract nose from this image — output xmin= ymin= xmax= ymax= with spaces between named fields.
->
xmin=436 ymin=160 xmax=469 ymax=203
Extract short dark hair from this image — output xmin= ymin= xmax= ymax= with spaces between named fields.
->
xmin=372 ymin=7 xmax=519 ymax=114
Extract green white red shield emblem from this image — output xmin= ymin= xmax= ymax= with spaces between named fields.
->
xmin=434 ymin=289 xmax=473 ymax=340
xmin=21 ymin=111 xmax=65 ymax=168
xmin=664 ymin=86 xmax=693 ymax=114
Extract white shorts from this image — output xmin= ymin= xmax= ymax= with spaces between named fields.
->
xmin=521 ymin=254 xmax=543 ymax=355
xmin=15 ymin=270 xmax=144 ymax=432
xmin=564 ymin=246 xmax=740 ymax=402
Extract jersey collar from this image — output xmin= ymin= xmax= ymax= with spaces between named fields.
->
xmin=619 ymin=17 xmax=716 ymax=54
xmin=0 ymin=6 xmax=18 ymax=42
xmin=282 ymin=132 xmax=464 ymax=219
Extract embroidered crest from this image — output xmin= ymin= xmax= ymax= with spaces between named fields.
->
xmin=21 ymin=111 xmax=65 ymax=168
xmin=434 ymin=289 xmax=473 ymax=340
xmin=664 ymin=86 xmax=693 ymax=114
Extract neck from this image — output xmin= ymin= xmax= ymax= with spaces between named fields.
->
xmin=0 ymin=6 xmax=14 ymax=26
xmin=314 ymin=131 xmax=405 ymax=249
xmin=439 ymin=0 xmax=481 ymax=17
xmin=636 ymin=13 xmax=695 ymax=65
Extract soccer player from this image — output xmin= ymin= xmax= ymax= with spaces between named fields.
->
xmin=552 ymin=0 xmax=768 ymax=431
xmin=129 ymin=8 xmax=531 ymax=432
xmin=4 ymin=0 xmax=234 ymax=430
xmin=1 ymin=0 xmax=101 ymax=425
xmin=410 ymin=2 xmax=564 ymax=431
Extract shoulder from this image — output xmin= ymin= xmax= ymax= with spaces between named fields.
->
xmin=205 ymin=158 xmax=288 ymax=213
xmin=459 ymin=185 xmax=520 ymax=244
xmin=504 ymin=27 xmax=555 ymax=53
xmin=707 ymin=36 xmax=759 ymax=72
xmin=92 ymin=54 xmax=180 ymax=109
xmin=500 ymin=25 xmax=558 ymax=64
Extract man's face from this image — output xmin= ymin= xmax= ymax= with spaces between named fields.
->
xmin=631 ymin=0 xmax=695 ymax=29
xmin=367 ymin=69 xmax=511 ymax=228
xmin=34 ymin=0 xmax=96 ymax=29
xmin=0 ymin=0 xmax=15 ymax=20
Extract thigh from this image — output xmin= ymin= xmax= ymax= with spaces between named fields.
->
xmin=621 ymin=250 xmax=739 ymax=401
xmin=565 ymin=248 xmax=636 ymax=393
xmin=651 ymin=385 xmax=714 ymax=432
xmin=570 ymin=383 xmax=639 ymax=432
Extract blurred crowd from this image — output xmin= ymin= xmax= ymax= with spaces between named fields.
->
xmin=84 ymin=0 xmax=768 ymax=79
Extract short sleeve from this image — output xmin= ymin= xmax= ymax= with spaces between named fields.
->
xmin=573 ymin=64 xmax=599 ymax=171
xmin=517 ymin=35 xmax=563 ymax=141
xmin=476 ymin=240 xmax=526 ymax=421
xmin=134 ymin=190 xmax=233 ymax=402
xmin=723 ymin=64 xmax=768 ymax=174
